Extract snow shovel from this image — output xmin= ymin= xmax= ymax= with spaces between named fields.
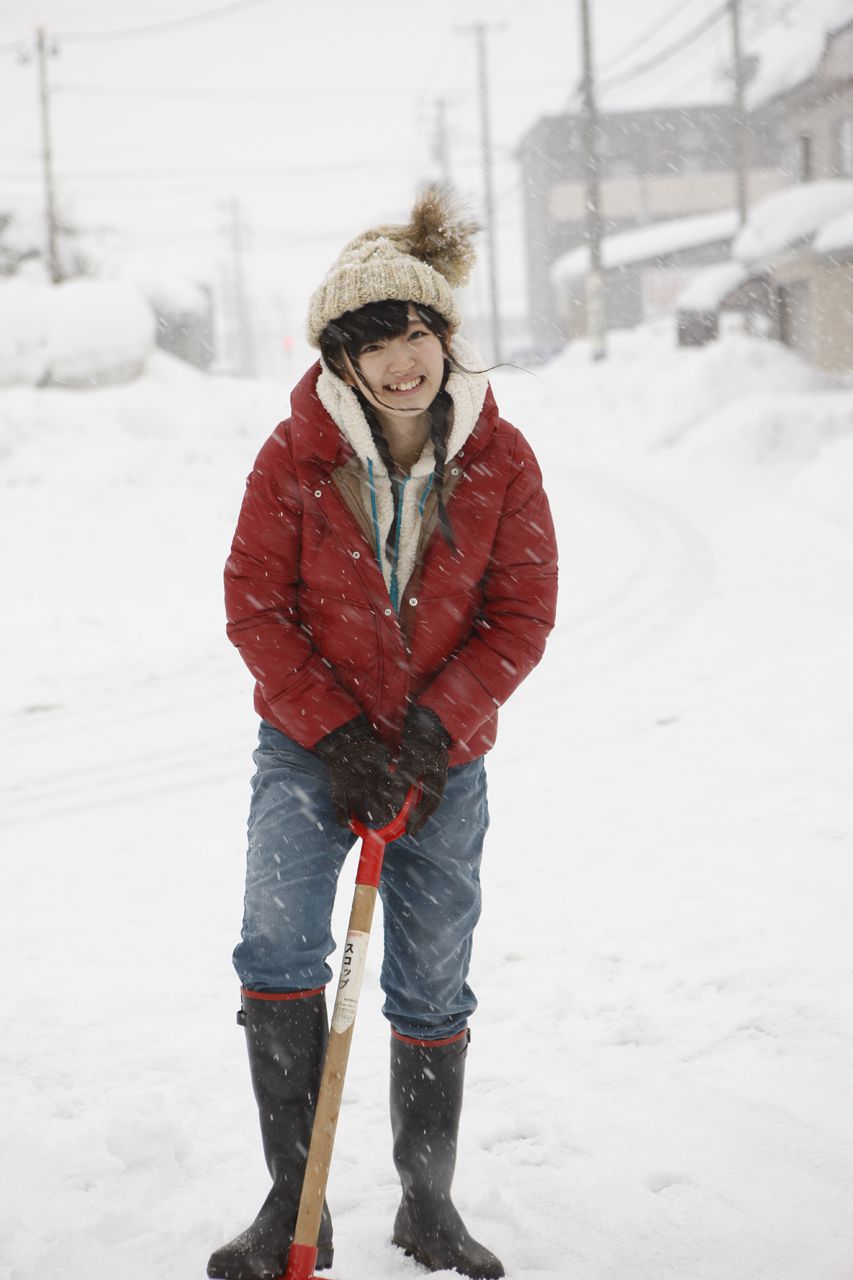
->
xmin=281 ymin=787 xmax=419 ymax=1280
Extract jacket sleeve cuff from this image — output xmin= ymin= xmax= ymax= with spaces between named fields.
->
xmin=266 ymin=674 xmax=364 ymax=751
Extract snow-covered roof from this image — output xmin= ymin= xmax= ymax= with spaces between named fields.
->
xmin=677 ymin=262 xmax=750 ymax=313
xmin=813 ymin=208 xmax=853 ymax=255
xmin=553 ymin=209 xmax=738 ymax=284
xmin=733 ymin=180 xmax=853 ymax=263
xmin=747 ymin=0 xmax=853 ymax=109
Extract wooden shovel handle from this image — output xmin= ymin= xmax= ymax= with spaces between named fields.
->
xmin=287 ymin=787 xmax=418 ymax=1260
xmin=289 ymin=879 xmax=379 ymax=1252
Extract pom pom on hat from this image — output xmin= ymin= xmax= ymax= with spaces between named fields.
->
xmin=307 ymin=184 xmax=479 ymax=347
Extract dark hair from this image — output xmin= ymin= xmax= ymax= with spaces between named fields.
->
xmin=319 ymin=299 xmax=458 ymax=552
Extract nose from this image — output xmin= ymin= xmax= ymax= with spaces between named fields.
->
xmin=387 ymin=337 xmax=416 ymax=373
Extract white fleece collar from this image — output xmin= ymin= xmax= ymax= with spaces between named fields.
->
xmin=315 ymin=335 xmax=488 ymax=475
xmin=315 ymin=336 xmax=488 ymax=605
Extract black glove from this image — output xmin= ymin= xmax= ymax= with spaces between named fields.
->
xmin=314 ymin=715 xmax=401 ymax=828
xmin=395 ymin=704 xmax=452 ymax=836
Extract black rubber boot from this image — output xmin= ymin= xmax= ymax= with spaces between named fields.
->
xmin=390 ymin=1032 xmax=505 ymax=1279
xmin=207 ymin=991 xmax=334 ymax=1279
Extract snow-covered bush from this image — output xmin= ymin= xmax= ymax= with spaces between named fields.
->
xmin=44 ymin=280 xmax=156 ymax=388
xmin=0 ymin=277 xmax=49 ymax=386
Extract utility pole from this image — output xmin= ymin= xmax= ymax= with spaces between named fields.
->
xmin=457 ymin=22 xmax=504 ymax=365
xmin=432 ymin=97 xmax=451 ymax=186
xmin=729 ymin=0 xmax=749 ymax=226
xmin=579 ymin=0 xmax=606 ymax=360
xmin=223 ymin=198 xmax=256 ymax=377
xmin=24 ymin=28 xmax=62 ymax=283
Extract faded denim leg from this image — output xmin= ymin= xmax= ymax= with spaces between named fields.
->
xmin=379 ymin=758 xmax=489 ymax=1041
xmin=232 ymin=721 xmax=357 ymax=991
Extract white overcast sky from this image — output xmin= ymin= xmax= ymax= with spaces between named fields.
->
xmin=0 ymin=0 xmax=843 ymax=331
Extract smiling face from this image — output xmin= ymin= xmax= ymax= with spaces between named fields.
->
xmin=343 ymin=305 xmax=448 ymax=425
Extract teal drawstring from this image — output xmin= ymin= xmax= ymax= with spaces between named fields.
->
xmin=367 ymin=461 xmax=409 ymax=616
xmin=418 ymin=472 xmax=434 ymax=516
xmin=366 ymin=459 xmax=383 ymax=574
xmin=389 ymin=475 xmax=409 ymax=614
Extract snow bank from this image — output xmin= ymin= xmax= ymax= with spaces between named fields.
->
xmin=734 ymin=181 xmax=853 ymax=264
xmin=0 ymin=351 xmax=286 ymax=694
xmin=508 ymin=323 xmax=830 ymax=458
xmin=0 ymin=279 xmax=159 ymax=388
xmin=788 ymin=430 xmax=853 ymax=532
xmin=44 ymin=280 xmax=156 ymax=388
xmin=0 ymin=278 xmax=49 ymax=386
xmin=682 ymin=389 xmax=853 ymax=468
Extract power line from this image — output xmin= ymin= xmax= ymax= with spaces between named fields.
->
xmin=602 ymin=16 xmax=728 ymax=104
xmin=609 ymin=26 xmax=725 ymax=105
xmin=43 ymin=76 xmax=577 ymax=103
xmin=52 ymin=0 xmax=274 ymax=43
xmin=7 ymin=157 xmax=428 ymax=183
xmin=599 ymin=0 xmax=707 ymax=74
xmin=52 ymin=82 xmax=394 ymax=102
xmin=599 ymin=3 xmax=729 ymax=93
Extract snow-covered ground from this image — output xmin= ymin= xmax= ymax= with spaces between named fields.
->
xmin=2 ymin=324 xmax=852 ymax=1280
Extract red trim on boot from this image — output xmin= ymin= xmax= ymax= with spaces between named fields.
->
xmin=241 ymin=986 xmax=326 ymax=1002
xmin=392 ymin=1028 xmax=469 ymax=1048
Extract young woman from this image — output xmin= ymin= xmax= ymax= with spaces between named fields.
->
xmin=209 ymin=187 xmax=558 ymax=1280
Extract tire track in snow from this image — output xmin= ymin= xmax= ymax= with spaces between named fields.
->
xmin=0 ymin=656 xmax=252 ymax=828
xmin=535 ymin=467 xmax=714 ymax=690
xmin=0 ymin=741 xmax=244 ymax=828
xmin=558 ymin=463 xmax=712 ymax=680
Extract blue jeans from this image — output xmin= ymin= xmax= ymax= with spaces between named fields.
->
xmin=232 ymin=721 xmax=489 ymax=1040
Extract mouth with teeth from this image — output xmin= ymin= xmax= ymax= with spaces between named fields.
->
xmin=385 ymin=375 xmax=426 ymax=395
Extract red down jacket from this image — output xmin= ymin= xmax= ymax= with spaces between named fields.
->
xmin=225 ymin=363 xmax=558 ymax=766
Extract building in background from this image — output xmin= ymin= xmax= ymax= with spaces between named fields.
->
xmin=677 ymin=10 xmax=853 ymax=373
xmin=518 ymin=103 xmax=788 ymax=347
xmin=749 ymin=7 xmax=853 ymax=185
xmin=740 ymin=11 xmax=853 ymax=371
xmin=552 ymin=208 xmax=739 ymax=337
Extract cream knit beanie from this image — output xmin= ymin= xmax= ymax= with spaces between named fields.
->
xmin=307 ymin=185 xmax=479 ymax=348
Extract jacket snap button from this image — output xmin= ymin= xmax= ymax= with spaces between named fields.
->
xmin=451 ymin=468 xmax=460 ymax=476
xmin=352 ymin=550 xmax=360 ymax=559
xmin=314 ymin=489 xmax=322 ymax=498
xmin=409 ymin=597 xmax=418 ymax=607
xmin=384 ymin=607 xmax=392 ymax=616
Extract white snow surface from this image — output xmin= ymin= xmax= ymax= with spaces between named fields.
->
xmin=2 ymin=327 xmax=853 ymax=1280
xmin=0 ymin=278 xmax=49 ymax=387
xmin=553 ymin=210 xmax=738 ymax=283
xmin=677 ymin=262 xmax=749 ymax=313
xmin=733 ymin=180 xmax=853 ymax=264
xmin=814 ymin=206 xmax=853 ymax=255
xmin=44 ymin=279 xmax=157 ymax=388
xmin=114 ymin=256 xmax=211 ymax=317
